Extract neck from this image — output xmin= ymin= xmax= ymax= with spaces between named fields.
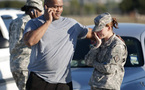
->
xmin=104 ymin=32 xmax=114 ymax=42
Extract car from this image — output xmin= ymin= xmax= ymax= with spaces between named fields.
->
xmin=0 ymin=9 xmax=24 ymax=90
xmin=71 ymin=23 xmax=145 ymax=90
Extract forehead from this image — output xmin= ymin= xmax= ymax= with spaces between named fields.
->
xmin=45 ymin=0 xmax=63 ymax=6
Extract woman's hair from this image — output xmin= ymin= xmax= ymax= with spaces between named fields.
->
xmin=106 ymin=18 xmax=118 ymax=29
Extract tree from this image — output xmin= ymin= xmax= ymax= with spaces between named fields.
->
xmin=0 ymin=1 xmax=25 ymax=9
xmin=69 ymin=0 xmax=80 ymax=15
xmin=119 ymin=0 xmax=145 ymax=14
xmin=138 ymin=0 xmax=145 ymax=14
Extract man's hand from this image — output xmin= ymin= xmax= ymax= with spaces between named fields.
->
xmin=44 ymin=5 xmax=54 ymax=23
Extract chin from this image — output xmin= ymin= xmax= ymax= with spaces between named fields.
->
xmin=53 ymin=16 xmax=60 ymax=20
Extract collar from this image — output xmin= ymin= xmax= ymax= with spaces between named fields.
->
xmin=42 ymin=15 xmax=63 ymax=24
xmin=101 ymin=33 xmax=116 ymax=47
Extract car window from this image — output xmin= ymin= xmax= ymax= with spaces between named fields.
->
xmin=71 ymin=39 xmax=91 ymax=67
xmin=1 ymin=15 xmax=13 ymax=32
xmin=123 ymin=37 xmax=144 ymax=67
xmin=71 ymin=37 xmax=144 ymax=67
xmin=17 ymin=14 xmax=23 ymax=18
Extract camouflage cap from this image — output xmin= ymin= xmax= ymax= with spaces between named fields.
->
xmin=93 ymin=12 xmax=112 ymax=32
xmin=21 ymin=0 xmax=43 ymax=12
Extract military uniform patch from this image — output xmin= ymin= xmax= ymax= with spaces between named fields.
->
xmin=114 ymin=55 xmax=120 ymax=62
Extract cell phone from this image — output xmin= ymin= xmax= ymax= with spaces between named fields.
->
xmin=31 ymin=9 xmax=35 ymax=15
xmin=31 ymin=9 xmax=38 ymax=16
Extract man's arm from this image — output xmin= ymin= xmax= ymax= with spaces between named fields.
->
xmin=24 ymin=21 xmax=51 ymax=47
xmin=24 ymin=5 xmax=53 ymax=47
xmin=86 ymin=28 xmax=94 ymax=39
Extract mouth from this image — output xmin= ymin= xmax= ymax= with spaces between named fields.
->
xmin=55 ymin=13 xmax=61 ymax=17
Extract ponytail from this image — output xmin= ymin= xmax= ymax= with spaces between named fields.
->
xmin=112 ymin=18 xmax=118 ymax=29
xmin=106 ymin=18 xmax=118 ymax=29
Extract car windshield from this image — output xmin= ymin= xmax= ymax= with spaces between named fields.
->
xmin=1 ymin=14 xmax=23 ymax=32
xmin=1 ymin=15 xmax=13 ymax=32
xmin=71 ymin=37 xmax=144 ymax=67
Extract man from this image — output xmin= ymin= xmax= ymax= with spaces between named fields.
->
xmin=9 ymin=0 xmax=43 ymax=90
xmin=23 ymin=0 xmax=100 ymax=90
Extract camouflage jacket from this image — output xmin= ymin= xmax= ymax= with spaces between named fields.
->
xmin=85 ymin=34 xmax=128 ymax=90
xmin=9 ymin=14 xmax=31 ymax=72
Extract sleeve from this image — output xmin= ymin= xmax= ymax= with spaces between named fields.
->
xmin=23 ymin=20 xmax=37 ymax=35
xmin=84 ymin=48 xmax=97 ymax=66
xmin=9 ymin=18 xmax=23 ymax=52
xmin=72 ymin=19 xmax=89 ymax=39
xmin=93 ymin=44 xmax=127 ymax=74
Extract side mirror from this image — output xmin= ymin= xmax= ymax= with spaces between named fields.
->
xmin=0 ymin=38 xmax=9 ymax=48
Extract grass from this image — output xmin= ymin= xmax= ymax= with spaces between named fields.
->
xmin=65 ymin=14 xmax=145 ymax=25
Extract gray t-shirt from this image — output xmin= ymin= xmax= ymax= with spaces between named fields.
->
xmin=24 ymin=15 xmax=88 ymax=83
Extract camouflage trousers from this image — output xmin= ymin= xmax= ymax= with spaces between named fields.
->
xmin=12 ymin=70 xmax=28 ymax=90
xmin=91 ymin=87 xmax=115 ymax=90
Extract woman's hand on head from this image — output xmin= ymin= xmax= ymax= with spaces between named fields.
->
xmin=93 ymin=32 xmax=102 ymax=48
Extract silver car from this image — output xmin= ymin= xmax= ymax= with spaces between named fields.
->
xmin=71 ymin=23 xmax=145 ymax=90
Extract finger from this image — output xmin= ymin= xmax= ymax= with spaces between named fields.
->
xmin=36 ymin=11 xmax=38 ymax=17
xmin=48 ymin=8 xmax=54 ymax=15
xmin=52 ymin=7 xmax=56 ymax=12
xmin=34 ymin=9 xmax=37 ymax=17
xmin=94 ymin=32 xmax=99 ymax=40
xmin=94 ymin=33 xmax=102 ymax=48
xmin=44 ymin=5 xmax=48 ymax=10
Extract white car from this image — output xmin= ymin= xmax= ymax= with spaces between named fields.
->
xmin=0 ymin=9 xmax=24 ymax=90
xmin=71 ymin=23 xmax=145 ymax=90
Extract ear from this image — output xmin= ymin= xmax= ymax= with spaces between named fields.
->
xmin=107 ymin=26 xmax=112 ymax=31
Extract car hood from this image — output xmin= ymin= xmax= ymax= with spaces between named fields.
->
xmin=71 ymin=66 xmax=145 ymax=90
xmin=122 ymin=66 xmax=145 ymax=84
xmin=71 ymin=68 xmax=93 ymax=90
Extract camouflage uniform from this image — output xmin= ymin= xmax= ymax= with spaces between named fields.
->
xmin=85 ymin=34 xmax=128 ymax=90
xmin=9 ymin=14 xmax=31 ymax=90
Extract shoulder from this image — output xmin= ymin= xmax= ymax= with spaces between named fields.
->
xmin=111 ymin=35 xmax=127 ymax=51
xmin=27 ymin=15 xmax=45 ymax=25
xmin=21 ymin=14 xmax=31 ymax=23
xmin=10 ymin=14 xmax=30 ymax=27
xmin=61 ymin=16 xmax=78 ymax=23
xmin=113 ymin=35 xmax=126 ymax=46
xmin=9 ymin=17 xmax=23 ymax=30
xmin=11 ymin=17 xmax=22 ymax=24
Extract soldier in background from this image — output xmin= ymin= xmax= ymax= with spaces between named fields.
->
xmin=85 ymin=12 xmax=128 ymax=90
xmin=9 ymin=0 xmax=43 ymax=90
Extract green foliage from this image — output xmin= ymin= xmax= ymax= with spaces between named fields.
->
xmin=119 ymin=0 xmax=133 ymax=13
xmin=106 ymin=1 xmax=120 ymax=13
xmin=119 ymin=0 xmax=145 ymax=14
xmin=63 ymin=0 xmax=107 ymax=15
xmin=0 ymin=1 xmax=25 ymax=9
xmin=95 ymin=3 xmax=107 ymax=14
xmin=0 ymin=0 xmax=128 ymax=15
xmin=70 ymin=0 xmax=80 ymax=15
xmin=138 ymin=0 xmax=145 ymax=14
xmin=84 ymin=4 xmax=96 ymax=15
xmin=62 ymin=6 xmax=70 ymax=15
